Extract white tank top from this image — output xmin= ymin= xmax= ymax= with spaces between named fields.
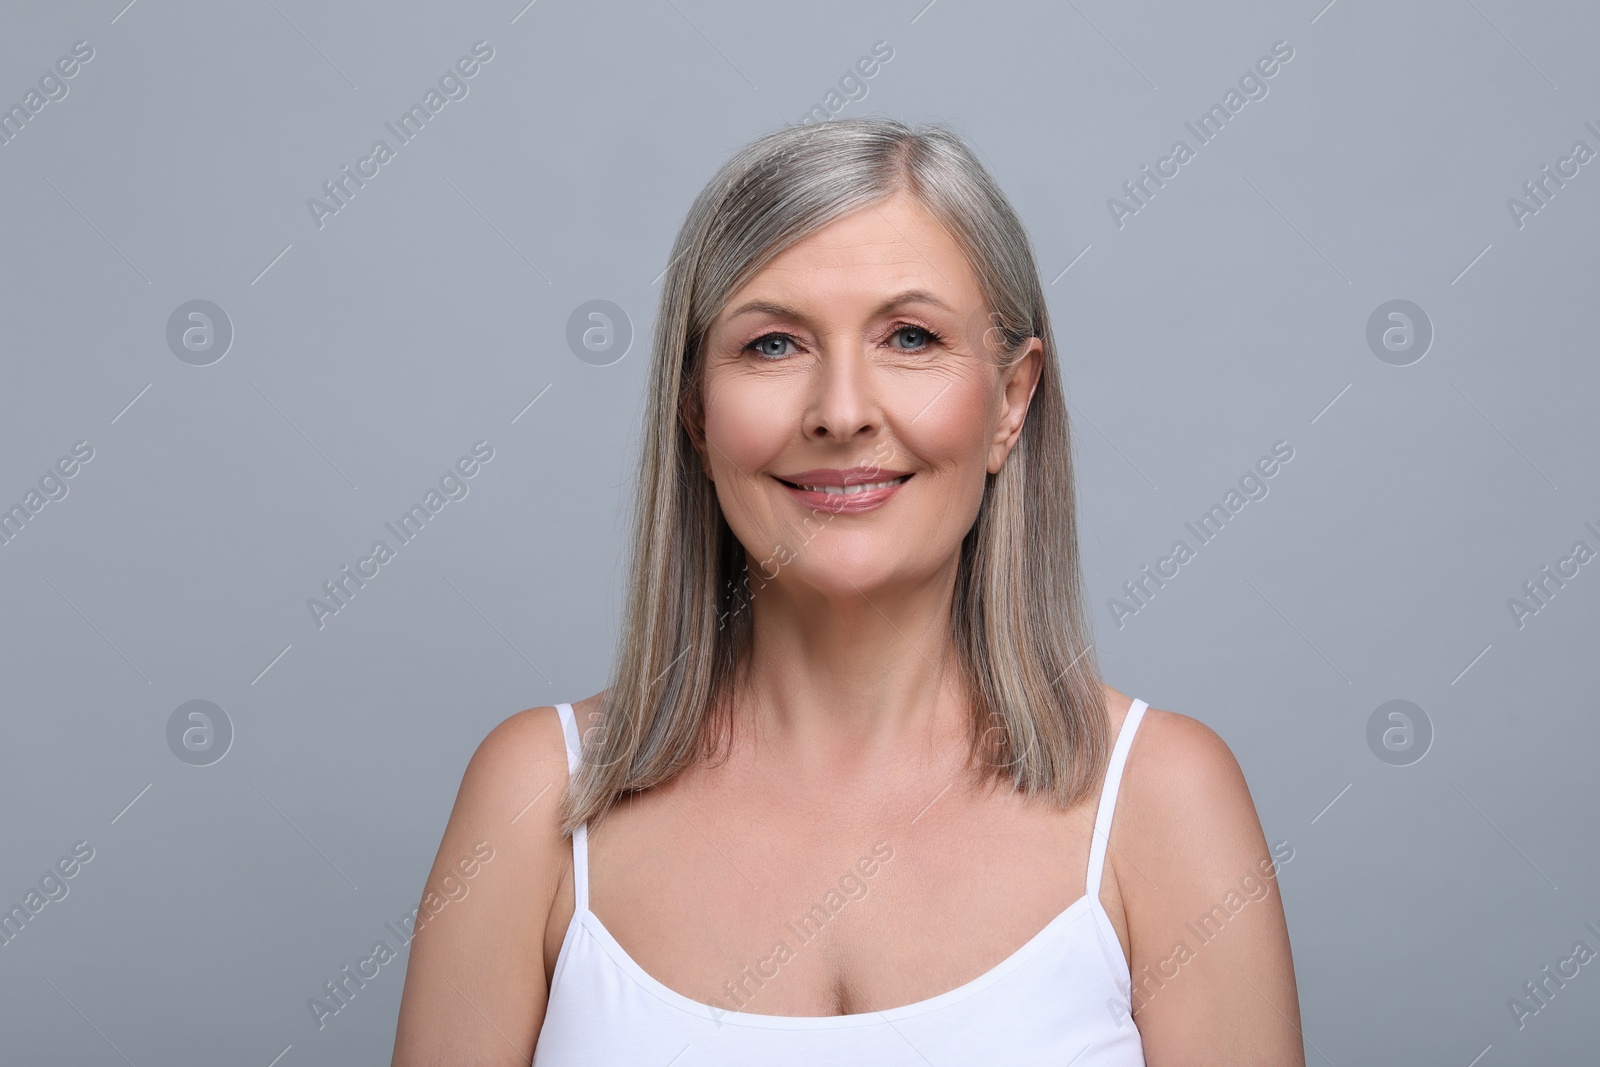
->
xmin=533 ymin=698 xmax=1151 ymax=1065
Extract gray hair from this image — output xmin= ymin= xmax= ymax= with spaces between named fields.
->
xmin=560 ymin=117 xmax=1108 ymax=832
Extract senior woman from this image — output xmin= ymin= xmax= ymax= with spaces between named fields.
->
xmin=392 ymin=117 xmax=1304 ymax=1065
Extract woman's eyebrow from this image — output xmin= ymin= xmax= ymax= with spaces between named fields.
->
xmin=723 ymin=289 xmax=956 ymax=325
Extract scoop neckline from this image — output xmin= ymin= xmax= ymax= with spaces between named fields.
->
xmin=571 ymin=893 xmax=1107 ymax=1030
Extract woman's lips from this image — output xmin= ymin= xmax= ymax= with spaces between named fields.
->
xmin=772 ymin=473 xmax=912 ymax=513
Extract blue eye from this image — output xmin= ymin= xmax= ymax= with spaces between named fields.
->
xmin=892 ymin=324 xmax=943 ymax=351
xmin=747 ymin=333 xmax=796 ymax=360
xmin=742 ymin=322 xmax=946 ymax=362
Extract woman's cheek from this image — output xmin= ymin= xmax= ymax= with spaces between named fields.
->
xmin=896 ymin=380 xmax=990 ymax=469
xmin=703 ymin=380 xmax=786 ymax=537
xmin=705 ymin=377 xmax=794 ymax=469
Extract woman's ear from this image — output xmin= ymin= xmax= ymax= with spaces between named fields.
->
xmin=987 ymin=338 xmax=1044 ymax=475
xmin=680 ymin=387 xmax=713 ymax=482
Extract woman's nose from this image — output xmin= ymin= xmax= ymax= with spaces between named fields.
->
xmin=803 ymin=344 xmax=880 ymax=441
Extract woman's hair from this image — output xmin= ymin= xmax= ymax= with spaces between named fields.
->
xmin=559 ymin=116 xmax=1107 ymax=833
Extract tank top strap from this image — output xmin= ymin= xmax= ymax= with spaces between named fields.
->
xmin=554 ymin=702 xmax=590 ymax=911
xmin=1085 ymin=697 xmax=1149 ymax=898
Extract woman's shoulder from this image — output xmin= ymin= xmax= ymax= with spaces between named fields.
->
xmin=1098 ymin=694 xmax=1301 ymax=1054
xmin=442 ymin=693 xmax=598 ymax=857
xmin=464 ymin=704 xmax=570 ymax=799
xmin=1123 ymin=696 xmax=1244 ymax=783
xmin=1108 ymin=693 xmax=1273 ymax=904
xmin=1116 ymin=695 xmax=1257 ymax=833
xmin=462 ymin=689 xmax=607 ymax=800
xmin=390 ymin=698 xmax=598 ymax=1058
xmin=459 ymin=690 xmax=610 ymax=807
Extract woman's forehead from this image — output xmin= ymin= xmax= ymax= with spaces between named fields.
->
xmin=717 ymin=217 xmax=983 ymax=323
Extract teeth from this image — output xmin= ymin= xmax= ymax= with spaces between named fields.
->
xmin=798 ymin=476 xmax=908 ymax=495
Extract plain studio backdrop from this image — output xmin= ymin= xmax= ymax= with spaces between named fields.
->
xmin=1 ymin=1 xmax=1597 ymax=1063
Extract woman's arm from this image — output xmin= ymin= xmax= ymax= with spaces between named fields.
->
xmin=391 ymin=706 xmax=572 ymax=1066
xmin=1113 ymin=708 xmax=1306 ymax=1066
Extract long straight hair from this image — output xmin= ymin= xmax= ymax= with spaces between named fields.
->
xmin=560 ymin=117 xmax=1107 ymax=833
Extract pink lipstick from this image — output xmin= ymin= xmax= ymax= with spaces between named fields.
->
xmin=772 ymin=466 xmax=913 ymax=514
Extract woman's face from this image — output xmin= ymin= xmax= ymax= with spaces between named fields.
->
xmin=693 ymin=188 xmax=1042 ymax=603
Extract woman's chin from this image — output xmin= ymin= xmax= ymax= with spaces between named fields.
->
xmin=761 ymin=558 xmax=921 ymax=604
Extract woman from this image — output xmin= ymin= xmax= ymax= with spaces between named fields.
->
xmin=392 ymin=117 xmax=1304 ymax=1065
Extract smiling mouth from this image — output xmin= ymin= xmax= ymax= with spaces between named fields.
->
xmin=775 ymin=474 xmax=912 ymax=496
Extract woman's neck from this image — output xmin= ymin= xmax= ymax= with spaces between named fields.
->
xmin=731 ymin=560 xmax=972 ymax=783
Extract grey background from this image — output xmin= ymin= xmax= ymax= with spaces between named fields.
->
xmin=1 ymin=0 xmax=1596 ymax=1063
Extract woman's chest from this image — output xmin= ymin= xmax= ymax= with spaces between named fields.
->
xmin=545 ymin=776 xmax=1112 ymax=1017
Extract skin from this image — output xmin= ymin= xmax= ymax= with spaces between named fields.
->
xmin=392 ymin=188 xmax=1305 ymax=1065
